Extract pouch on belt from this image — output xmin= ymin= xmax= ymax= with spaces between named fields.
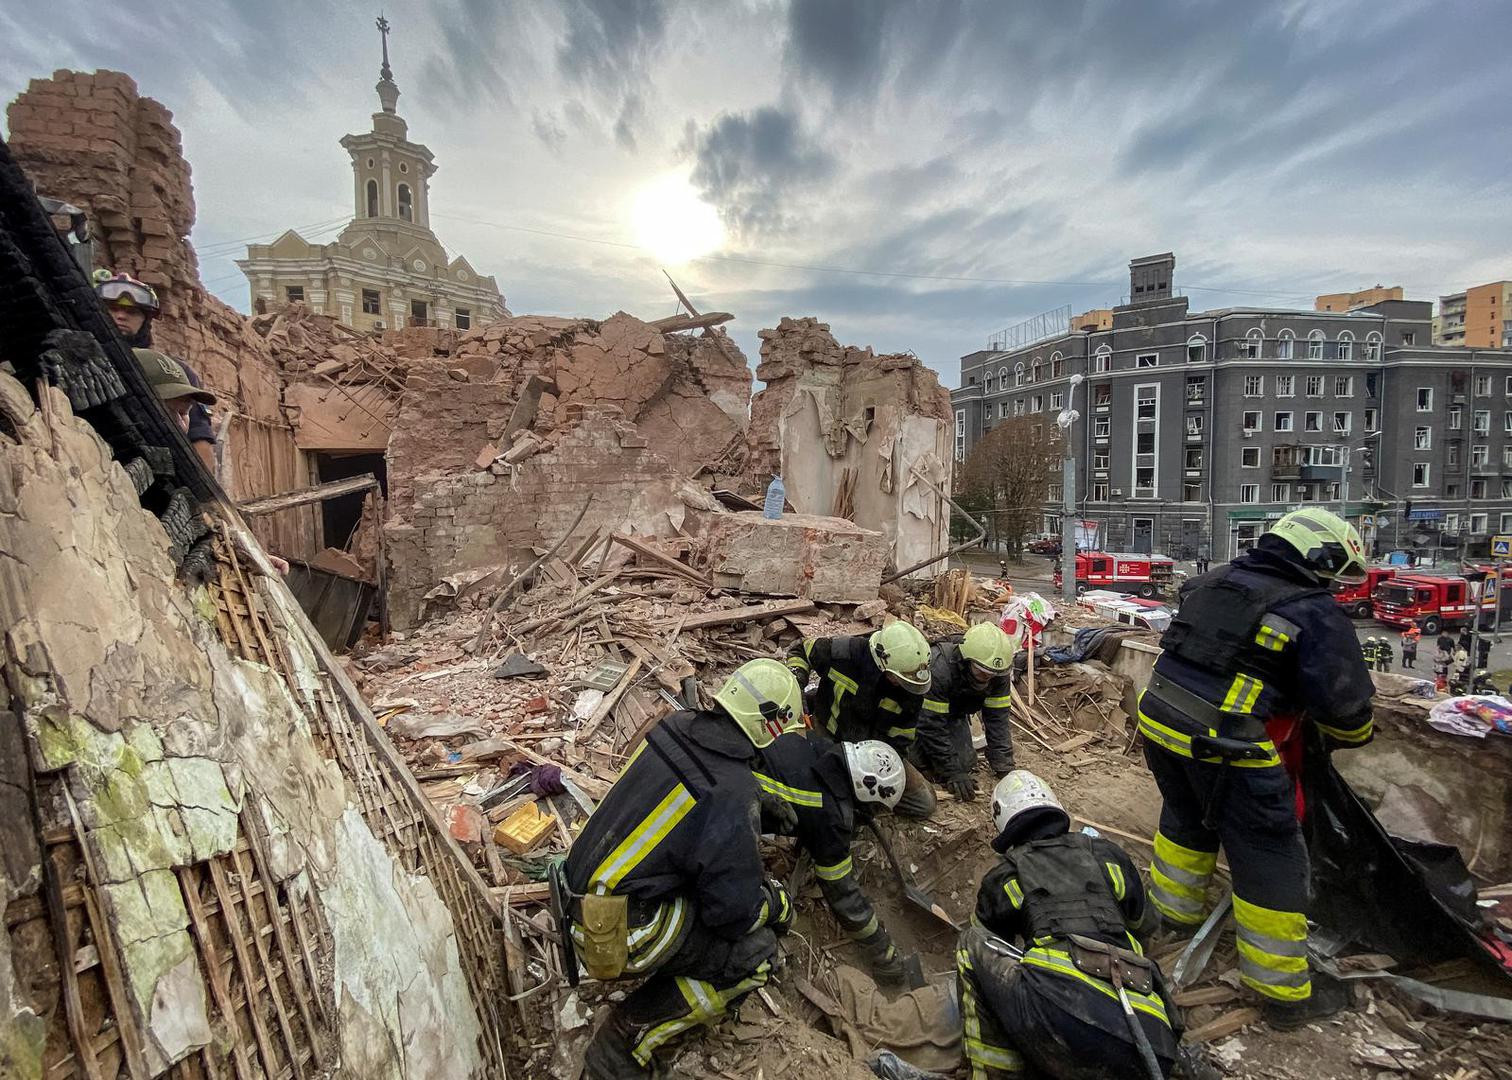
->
xmin=578 ymin=893 xmax=630 ymax=981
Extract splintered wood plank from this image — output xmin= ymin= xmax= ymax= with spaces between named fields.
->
xmin=677 ymin=599 xmax=816 ymax=630
xmin=207 ymin=858 xmax=282 ymax=1079
xmin=41 ymin=844 xmax=106 ymax=1080
xmin=178 ymin=865 xmax=256 ymax=1080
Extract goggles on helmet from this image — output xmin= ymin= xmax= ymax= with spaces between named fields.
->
xmin=96 ymin=278 xmax=159 ymax=311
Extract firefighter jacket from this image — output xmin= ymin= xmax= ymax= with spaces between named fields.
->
xmin=786 ymin=634 xmax=923 ymax=751
xmin=565 ymin=709 xmax=768 ymax=963
xmin=1139 ymin=543 xmax=1376 ymax=764
xmin=755 ymin=732 xmax=895 ymax=956
xmin=973 ymin=831 xmax=1172 ymax=1034
xmin=918 ymin=639 xmax=1014 ymax=777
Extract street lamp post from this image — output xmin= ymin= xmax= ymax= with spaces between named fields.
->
xmin=1058 ymin=374 xmax=1085 ymax=604
xmin=1341 ymin=431 xmax=1382 ymax=544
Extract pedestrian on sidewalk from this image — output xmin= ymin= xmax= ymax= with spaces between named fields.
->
xmin=1400 ymin=626 xmax=1419 ymax=670
xmin=1195 ymin=542 xmax=1210 ymax=575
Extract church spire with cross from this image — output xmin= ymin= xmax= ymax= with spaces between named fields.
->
xmin=375 ymin=14 xmax=400 ymax=114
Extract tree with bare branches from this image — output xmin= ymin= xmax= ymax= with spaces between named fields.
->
xmin=960 ymin=417 xmax=1062 ymax=555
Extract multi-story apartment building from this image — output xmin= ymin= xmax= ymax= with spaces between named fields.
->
xmin=1315 ymin=285 xmax=1402 ymax=312
xmin=1435 ymin=281 xmax=1512 ymax=348
xmin=954 ymin=253 xmax=1512 ymax=560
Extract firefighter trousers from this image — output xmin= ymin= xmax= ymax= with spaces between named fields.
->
xmin=1143 ymin=743 xmax=1314 ymax=1004
xmin=956 ymin=926 xmax=1176 ymax=1079
xmin=606 ymin=917 xmax=777 ymax=1071
xmin=896 ymin=758 xmax=937 ymax=818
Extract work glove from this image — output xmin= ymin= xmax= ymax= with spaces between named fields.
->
xmin=945 ymin=774 xmax=978 ymax=801
xmin=757 ymin=788 xmax=799 ymax=835
xmin=761 ymin=878 xmax=794 ymax=935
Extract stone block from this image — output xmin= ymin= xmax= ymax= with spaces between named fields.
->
xmin=700 ymin=511 xmax=885 ymax=604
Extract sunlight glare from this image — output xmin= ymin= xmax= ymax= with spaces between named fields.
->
xmin=631 ymin=173 xmax=726 ymax=264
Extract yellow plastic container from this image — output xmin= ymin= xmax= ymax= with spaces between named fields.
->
xmin=493 ymin=800 xmax=555 ymax=854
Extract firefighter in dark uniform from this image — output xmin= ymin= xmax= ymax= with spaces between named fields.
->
xmin=756 ymin=733 xmax=910 ymax=983
xmin=916 ymin=623 xmax=1018 ymax=800
xmin=785 ymin=620 xmax=936 ymax=817
xmin=1137 ymin=508 xmax=1374 ymax=1029
xmin=957 ymin=771 xmax=1179 ymax=1079
xmin=563 ymin=658 xmax=804 ymax=1078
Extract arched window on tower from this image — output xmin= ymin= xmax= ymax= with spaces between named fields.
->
xmin=366 ymin=179 xmax=378 ymax=218
xmin=398 ymin=183 xmax=413 ymax=222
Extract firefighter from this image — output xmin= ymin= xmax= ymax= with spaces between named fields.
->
xmin=957 ymin=771 xmax=1179 ymax=1079
xmin=562 ymin=658 xmax=804 ymax=1078
xmin=755 ymin=733 xmax=910 ymax=983
xmin=915 ymin=623 xmax=1018 ymax=800
xmin=785 ymin=621 xmax=936 ymax=817
xmin=1136 ymin=508 xmax=1373 ymax=1029
xmin=1375 ymin=635 xmax=1395 ymax=672
xmin=1360 ymin=636 xmax=1379 ymax=671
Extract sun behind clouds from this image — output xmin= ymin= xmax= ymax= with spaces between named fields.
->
xmin=631 ymin=172 xmax=726 ymax=265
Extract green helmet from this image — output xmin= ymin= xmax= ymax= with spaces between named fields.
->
xmin=1267 ymin=508 xmax=1367 ymax=585
xmin=959 ymin=622 xmax=1015 ymax=674
xmin=869 ymin=621 xmax=931 ymax=692
xmin=713 ymin=658 xmax=804 ymax=748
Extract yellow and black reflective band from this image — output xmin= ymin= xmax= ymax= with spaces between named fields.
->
xmin=1104 ymin=861 xmax=1126 ymax=901
xmin=1002 ymin=878 xmax=1024 ymax=909
xmin=1233 ymin=895 xmax=1311 ymax=1002
xmin=922 ymin=697 xmax=951 ymax=714
xmin=1220 ymin=673 xmax=1264 ymax=714
xmin=958 ymin=946 xmax=1026 ymax=1077
xmin=815 ymin=855 xmax=853 ymax=882
xmin=1149 ymin=832 xmax=1216 ymax=926
xmin=846 ymin=913 xmax=880 ymax=941
xmin=1136 ymin=708 xmax=1281 ymax=769
xmin=591 ymin=783 xmax=697 ymax=890
xmin=1255 ymin=613 xmax=1300 ymax=653
xmin=1315 ymin=715 xmax=1373 ymax=746
xmin=753 ymin=771 xmax=824 ymax=809
xmin=879 ymin=698 xmax=903 ymax=714
xmin=886 ymin=726 xmax=917 ymax=741
xmin=787 ymin=639 xmax=816 ymax=675
xmin=984 ymin=693 xmax=1013 ymax=710
xmin=749 ymin=898 xmax=770 ymax=933
xmin=1021 ymin=947 xmax=1172 ymax=1025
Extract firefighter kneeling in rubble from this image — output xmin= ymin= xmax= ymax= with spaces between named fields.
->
xmin=1138 ymin=508 xmax=1374 ymax=1028
xmin=560 ymin=658 xmax=804 ymax=1078
xmin=785 ymin=621 xmax=937 ymax=817
xmin=914 ymin=623 xmax=1019 ymax=800
xmin=958 ymin=771 xmax=1178 ymax=1079
xmin=756 ymin=732 xmax=911 ymax=984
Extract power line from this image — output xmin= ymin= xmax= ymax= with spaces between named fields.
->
xmin=193 ymin=214 xmax=352 ymax=258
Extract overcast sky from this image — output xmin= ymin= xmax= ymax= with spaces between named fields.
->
xmin=4 ymin=0 xmax=1510 ymax=384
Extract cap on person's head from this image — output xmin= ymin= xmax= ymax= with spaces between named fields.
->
xmin=133 ymin=349 xmax=215 ymax=406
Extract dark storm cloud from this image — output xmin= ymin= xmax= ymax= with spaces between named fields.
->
xmin=683 ymin=106 xmax=836 ymax=236
xmin=784 ymin=0 xmax=889 ymax=98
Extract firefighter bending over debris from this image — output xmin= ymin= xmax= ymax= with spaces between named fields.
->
xmin=958 ymin=771 xmax=1179 ymax=1079
xmin=560 ymin=658 xmax=804 ymax=1078
xmin=914 ymin=623 xmax=1018 ymax=800
xmin=1137 ymin=508 xmax=1374 ymax=1028
xmin=785 ymin=621 xmax=937 ymax=817
xmin=756 ymin=732 xmax=912 ymax=984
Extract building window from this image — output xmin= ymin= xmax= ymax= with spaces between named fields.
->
xmin=1000 ymin=402 xmax=1011 ymax=419
xmin=1473 ymin=409 xmax=1490 ymax=434
xmin=1184 ymin=448 xmax=1203 ymax=469
xmin=455 ymin=307 xmax=471 ymax=330
xmin=1334 ymin=332 xmax=1353 ymax=361
xmin=1242 ymin=411 xmax=1261 ymax=432
xmin=1365 ymin=333 xmax=1382 ymax=361
xmin=1471 ymin=479 xmax=1487 ymax=500
xmin=361 ymin=288 xmax=381 ymax=315
xmin=1412 ymin=463 xmax=1430 ymax=488
xmin=410 ymin=299 xmax=428 ymax=325
xmin=1093 ymin=449 xmax=1110 ymax=470
xmin=1030 ymin=395 xmax=1043 ymax=413
xmin=1414 ymin=426 xmax=1431 ymax=450
xmin=1241 ymin=447 xmax=1260 ymax=468
xmin=1417 ymin=387 xmax=1434 ymax=411
xmin=1306 ymin=375 xmax=1324 ymax=397
xmin=1051 ymin=353 xmax=1065 ymax=378
xmin=1050 ymin=391 xmax=1064 ymax=409
xmin=1013 ymin=400 xmax=1026 ymax=417
xmin=1136 ymin=431 xmax=1155 ymax=454
xmin=1505 ymin=410 xmax=1512 ymax=433
xmin=1506 ymin=375 xmax=1512 ymax=395
xmin=1031 ymin=360 xmax=1043 ymax=382
xmin=1448 ymin=405 xmax=1461 ymax=429
xmin=1447 ymin=483 xmax=1460 ymax=499
xmin=1402 ymin=331 xmax=1416 ymax=345
xmin=1240 ymin=484 xmax=1260 ymax=504
xmin=1473 ymin=444 xmax=1490 ymax=466
xmin=1135 ymin=468 xmax=1155 ymax=496
xmin=1277 ymin=331 xmax=1294 ymax=360
xmin=1448 ymin=442 xmax=1461 ymax=466
xmin=1092 ymin=482 xmax=1110 ymax=502
xmin=984 ymin=371 xmax=995 ymax=392
xmin=1445 ymin=512 xmax=1461 ymax=532
xmin=285 ymin=285 xmax=304 ymax=303
xmin=1186 ymin=336 xmax=1206 ymax=363
xmin=1094 ymin=347 xmax=1111 ymax=373
xmin=1334 ymin=376 xmax=1353 ymax=397
xmin=1275 ymin=411 xmax=1293 ymax=431
xmin=1095 ymin=417 xmax=1111 ymax=438
xmin=1332 ymin=412 xmax=1351 ymax=434
xmin=1272 ymin=483 xmax=1290 ymax=502
xmin=1014 ymin=364 xmax=1026 ymax=387
xmin=1137 ymin=352 xmax=1159 ymax=368
xmin=1047 ymin=481 xmax=1063 ymax=502
xmin=1242 ymin=329 xmax=1263 ymax=359
xmin=398 ymin=183 xmax=414 ymax=222
xmin=1504 ymin=483 xmax=1512 ymax=501
xmin=1305 ymin=411 xmax=1322 ymax=432
xmin=1307 ymin=330 xmax=1325 ymax=359
xmin=1186 ymin=376 xmax=1205 ymax=403
xmin=1094 ymin=383 xmax=1112 ymax=407
xmin=1471 ymin=512 xmax=1489 ymax=534
xmin=1504 ymin=446 xmax=1512 ymax=469
xmin=1183 ymin=483 xmax=1202 ymax=502
xmin=1186 ymin=414 xmax=1203 ymax=437
xmin=1363 ymin=408 xmax=1377 ymax=432
xmin=366 ymin=179 xmax=379 ymax=218
xmin=1244 ymin=375 xmax=1263 ymax=397
xmin=1275 ymin=374 xmax=1294 ymax=398
xmin=1475 ymin=374 xmax=1491 ymax=396
xmin=1136 ymin=386 xmax=1158 ymax=420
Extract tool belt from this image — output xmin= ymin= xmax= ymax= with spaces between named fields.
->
xmin=1146 ymin=673 xmax=1269 ymax=745
xmin=549 ymin=864 xmax=631 ymax=985
xmin=1065 ymin=934 xmax=1155 ymax=995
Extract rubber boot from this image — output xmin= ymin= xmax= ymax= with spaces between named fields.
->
xmin=1261 ymin=970 xmax=1354 ymax=1031
xmin=581 ymin=1008 xmax=651 ymax=1079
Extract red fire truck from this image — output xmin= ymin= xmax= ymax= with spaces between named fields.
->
xmin=1371 ymin=573 xmax=1502 ymax=634
xmin=1332 ymin=566 xmax=1398 ymax=619
xmin=1052 ymin=551 xmax=1176 ymax=599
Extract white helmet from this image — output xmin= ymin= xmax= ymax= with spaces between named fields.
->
xmin=991 ymin=770 xmax=1070 ymax=840
xmin=843 ymin=740 xmax=905 ymax=810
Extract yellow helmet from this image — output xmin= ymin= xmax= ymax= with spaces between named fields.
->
xmin=1268 ymin=508 xmax=1367 ymax=585
xmin=713 ymin=658 xmax=805 ymax=748
xmin=959 ymin=622 xmax=1015 ymax=674
xmin=868 ymin=621 xmax=931 ymax=692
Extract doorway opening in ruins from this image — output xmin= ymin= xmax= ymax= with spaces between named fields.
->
xmin=314 ymin=451 xmax=387 ymax=550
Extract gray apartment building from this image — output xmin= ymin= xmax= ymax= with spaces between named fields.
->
xmin=952 ymin=253 xmax=1512 ymax=560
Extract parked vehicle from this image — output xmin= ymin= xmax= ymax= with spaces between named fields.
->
xmin=1333 ymin=566 xmax=1398 ymax=619
xmin=1027 ymin=536 xmax=1061 ymax=556
xmin=1052 ymin=551 xmax=1175 ymax=599
xmin=1371 ymin=572 xmax=1505 ymax=634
